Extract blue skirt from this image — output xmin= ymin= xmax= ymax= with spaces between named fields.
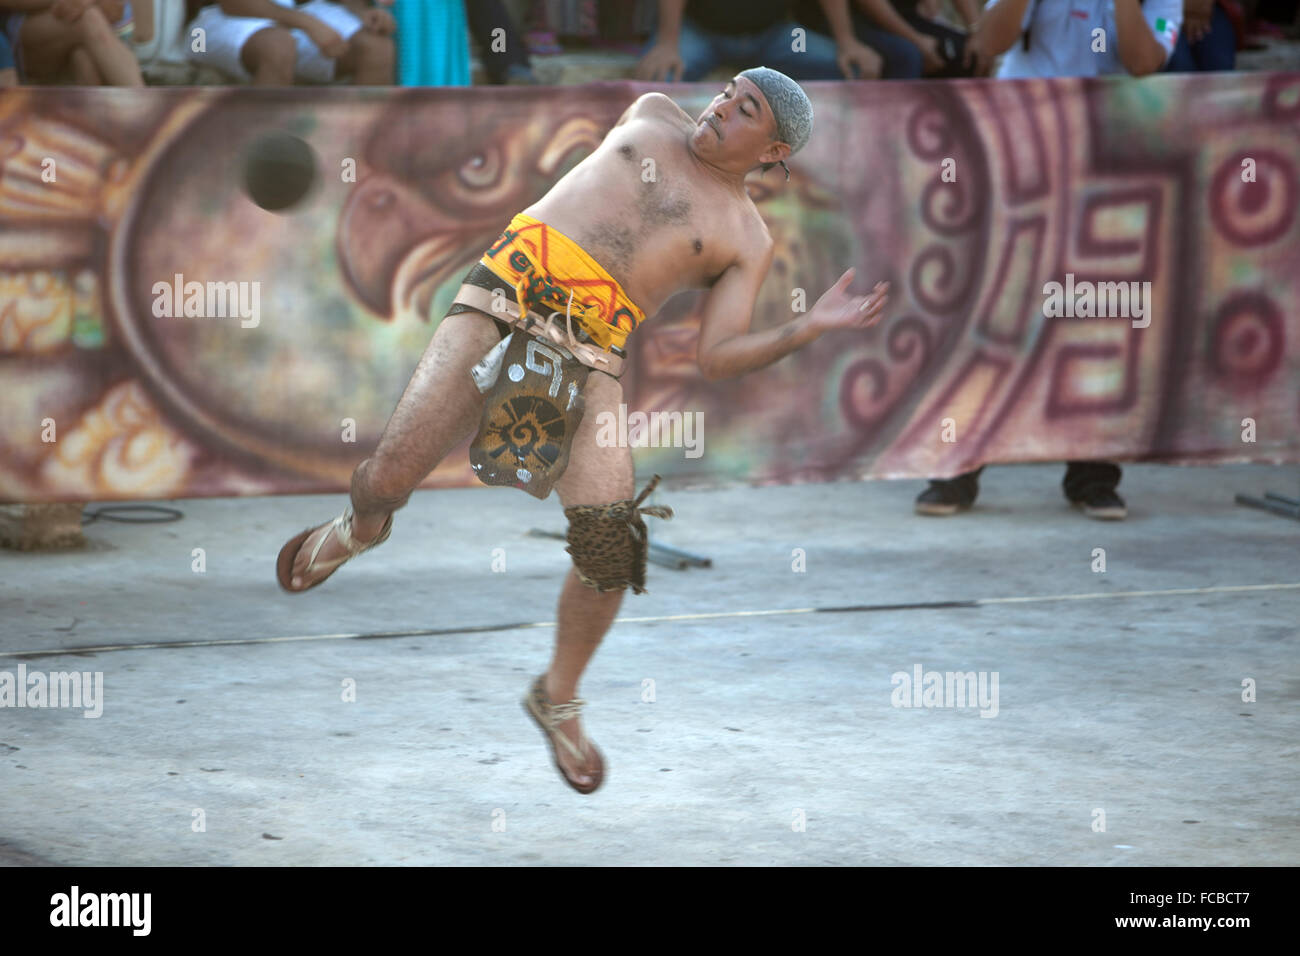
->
xmin=393 ymin=0 xmax=472 ymax=87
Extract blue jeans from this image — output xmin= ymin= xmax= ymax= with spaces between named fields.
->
xmin=851 ymin=25 xmax=923 ymax=79
xmin=648 ymin=17 xmax=848 ymax=81
xmin=1165 ymin=5 xmax=1236 ymax=72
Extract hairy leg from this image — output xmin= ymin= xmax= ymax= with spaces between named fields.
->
xmin=544 ymin=371 xmax=634 ymax=788
xmin=349 ymin=310 xmax=500 ymax=531
xmin=289 ymin=309 xmax=500 ymax=587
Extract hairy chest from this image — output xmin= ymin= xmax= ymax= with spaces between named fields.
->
xmin=575 ymin=131 xmax=730 ymax=279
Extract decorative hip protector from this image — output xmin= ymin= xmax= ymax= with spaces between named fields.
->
xmin=469 ymin=330 xmax=590 ymax=500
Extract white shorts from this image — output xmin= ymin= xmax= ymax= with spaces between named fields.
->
xmin=188 ymin=0 xmax=364 ymax=84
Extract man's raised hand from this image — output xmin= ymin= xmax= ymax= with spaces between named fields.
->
xmin=300 ymin=17 xmax=347 ymax=58
xmin=362 ymin=7 xmax=396 ymax=35
xmin=636 ymin=42 xmax=684 ymax=82
xmin=808 ymin=269 xmax=889 ymax=333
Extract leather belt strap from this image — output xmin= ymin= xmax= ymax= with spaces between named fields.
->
xmin=452 ymin=285 xmax=626 ymax=379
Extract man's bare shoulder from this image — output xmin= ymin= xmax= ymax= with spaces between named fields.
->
xmin=636 ymin=91 xmax=693 ymax=119
xmin=706 ymin=205 xmax=773 ymax=287
xmin=734 ymin=201 xmax=774 ymax=264
xmin=616 ymin=91 xmax=693 ymax=128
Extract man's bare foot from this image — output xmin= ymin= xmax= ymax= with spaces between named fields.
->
xmin=550 ymin=715 xmax=599 ymax=789
xmin=281 ymin=510 xmax=390 ymax=591
xmin=534 ymin=675 xmax=603 ymax=791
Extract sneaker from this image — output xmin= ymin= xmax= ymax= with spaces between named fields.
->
xmin=914 ymin=475 xmax=979 ymax=515
xmin=1073 ymin=488 xmax=1127 ymax=520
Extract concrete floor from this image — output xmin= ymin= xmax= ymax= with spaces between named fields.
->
xmin=1 ymin=463 xmax=1297 ymax=866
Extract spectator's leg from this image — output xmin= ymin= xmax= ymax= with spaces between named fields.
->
xmin=1194 ymin=5 xmax=1238 ymax=70
xmin=19 ymin=7 xmax=143 ymax=85
xmin=133 ymin=0 xmax=153 ymax=45
xmin=336 ymin=30 xmax=395 ymax=84
xmin=905 ymin=14 xmax=971 ymax=77
xmin=674 ymin=18 xmax=721 ymax=81
xmin=1164 ymin=30 xmax=1197 ymax=71
xmin=241 ymin=26 xmax=297 ymax=85
xmin=467 ymin=0 xmax=529 ymax=84
xmin=1 ymin=31 xmax=16 ymax=86
xmin=290 ymin=0 xmax=373 ymax=84
xmin=756 ymin=20 xmax=847 ymax=80
xmin=80 ymin=7 xmax=143 ymax=85
xmin=15 ymin=12 xmax=78 ymax=83
xmin=852 ymin=24 xmax=923 ymax=79
xmin=69 ymin=45 xmax=103 ymax=84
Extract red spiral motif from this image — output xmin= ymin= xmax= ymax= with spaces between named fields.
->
xmin=920 ymin=176 xmax=982 ymax=236
xmin=906 ymin=103 xmax=953 ymax=160
xmin=887 ymin=316 xmax=933 ymax=362
xmin=909 ymin=245 xmax=976 ymax=315
xmin=1209 ymin=150 xmax=1296 ymax=247
xmin=1209 ymin=292 xmax=1284 ymax=384
xmin=839 ymin=358 xmax=889 ymax=431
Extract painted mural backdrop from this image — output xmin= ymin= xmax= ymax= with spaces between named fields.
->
xmin=1 ymin=76 xmax=1298 ymax=503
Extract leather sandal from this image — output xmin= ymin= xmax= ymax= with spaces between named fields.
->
xmin=522 ymin=675 xmax=605 ymax=795
xmin=276 ymin=508 xmax=393 ymax=593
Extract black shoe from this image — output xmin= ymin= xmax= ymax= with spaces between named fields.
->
xmin=915 ymin=474 xmax=979 ymax=515
xmin=1072 ymin=487 xmax=1127 ymax=521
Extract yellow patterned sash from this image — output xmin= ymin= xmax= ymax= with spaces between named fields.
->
xmin=480 ymin=214 xmax=645 ymax=353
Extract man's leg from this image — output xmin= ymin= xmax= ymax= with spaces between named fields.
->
xmin=543 ymin=370 xmax=636 ymax=789
xmin=287 ymin=309 xmax=502 ymax=587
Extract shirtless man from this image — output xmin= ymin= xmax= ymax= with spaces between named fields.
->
xmin=277 ymin=67 xmax=890 ymax=794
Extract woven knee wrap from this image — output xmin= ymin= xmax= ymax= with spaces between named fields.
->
xmin=564 ymin=475 xmax=673 ymax=595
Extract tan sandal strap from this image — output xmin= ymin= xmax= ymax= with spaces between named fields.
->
xmin=535 ymin=687 xmax=590 ymax=763
xmin=549 ymin=699 xmax=586 ymax=725
xmin=332 ymin=509 xmax=393 ymax=556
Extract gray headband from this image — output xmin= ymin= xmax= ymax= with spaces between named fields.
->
xmin=737 ymin=66 xmax=813 ymax=157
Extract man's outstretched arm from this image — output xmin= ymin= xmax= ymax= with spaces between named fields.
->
xmin=696 ymin=243 xmax=889 ymax=381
